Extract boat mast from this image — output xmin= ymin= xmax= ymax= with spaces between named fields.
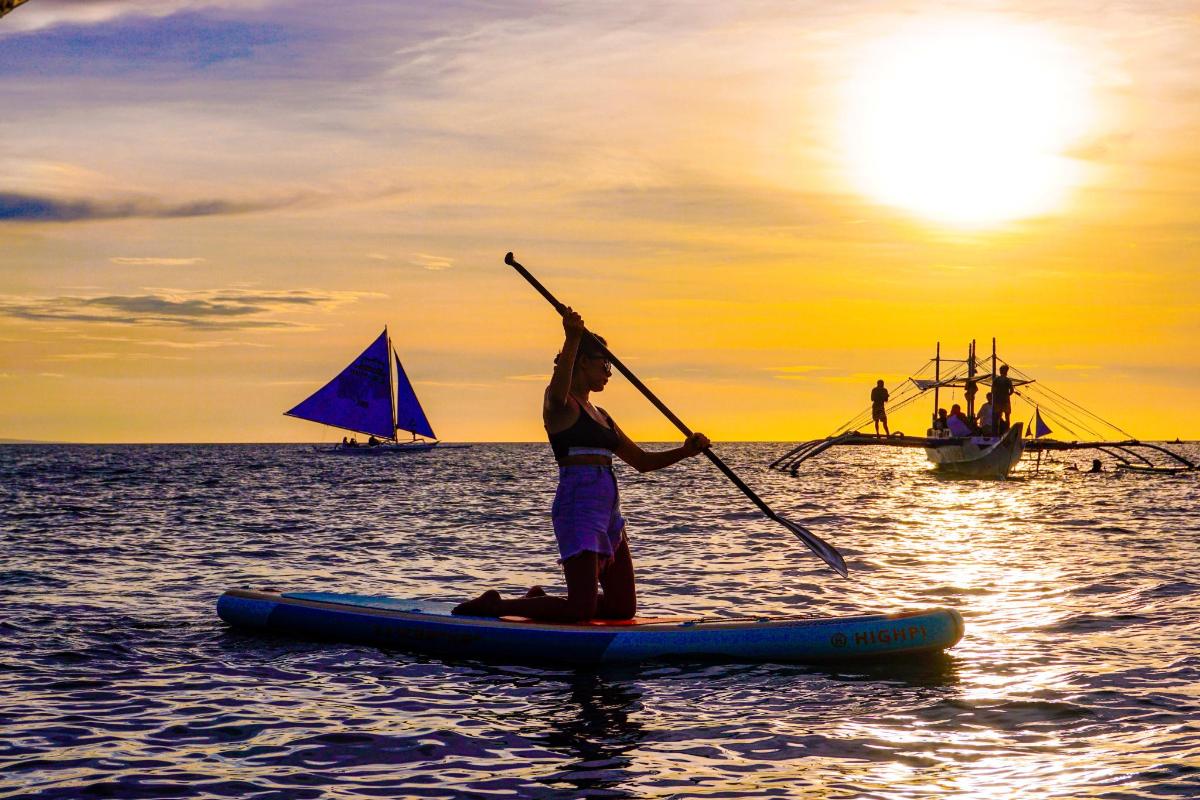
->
xmin=386 ymin=326 xmax=399 ymax=443
xmin=967 ymin=340 xmax=976 ymax=419
xmin=933 ymin=341 xmax=941 ymax=428
xmin=991 ymin=337 xmax=997 ymax=429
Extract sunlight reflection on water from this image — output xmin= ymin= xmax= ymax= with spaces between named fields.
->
xmin=2 ymin=442 xmax=1198 ymax=799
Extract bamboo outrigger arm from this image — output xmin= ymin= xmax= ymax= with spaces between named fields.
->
xmin=1023 ymin=439 xmax=1196 ymax=471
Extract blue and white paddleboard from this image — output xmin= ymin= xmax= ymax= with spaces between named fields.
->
xmin=217 ymin=589 xmax=964 ymax=665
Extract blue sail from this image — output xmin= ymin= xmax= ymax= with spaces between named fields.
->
xmin=285 ymin=330 xmax=395 ymax=438
xmin=1033 ymin=408 xmax=1053 ymax=439
xmin=395 ymin=352 xmax=436 ymax=439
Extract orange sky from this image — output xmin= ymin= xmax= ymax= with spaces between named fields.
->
xmin=1 ymin=2 xmax=1197 ymax=442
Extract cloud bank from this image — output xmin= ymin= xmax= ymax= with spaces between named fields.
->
xmin=0 ymin=288 xmax=374 ymax=329
xmin=0 ymin=192 xmax=303 ymax=223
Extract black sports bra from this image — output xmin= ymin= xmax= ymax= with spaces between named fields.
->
xmin=547 ymin=395 xmax=619 ymax=461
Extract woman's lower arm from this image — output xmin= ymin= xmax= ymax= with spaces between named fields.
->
xmin=635 ymin=446 xmax=692 ymax=472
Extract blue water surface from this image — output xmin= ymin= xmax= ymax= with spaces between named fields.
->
xmin=2 ymin=443 xmax=1198 ymax=799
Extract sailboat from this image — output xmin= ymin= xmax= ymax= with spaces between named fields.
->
xmin=285 ymin=327 xmax=439 ymax=453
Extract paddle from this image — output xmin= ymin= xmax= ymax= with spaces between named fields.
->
xmin=504 ymin=252 xmax=849 ymax=578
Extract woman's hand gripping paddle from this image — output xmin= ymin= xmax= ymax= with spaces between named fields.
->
xmin=504 ymin=251 xmax=849 ymax=578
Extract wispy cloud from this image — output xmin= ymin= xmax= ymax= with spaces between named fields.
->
xmin=817 ymin=372 xmax=902 ymax=385
xmin=48 ymin=352 xmax=119 ymax=360
xmin=768 ymin=365 xmax=831 ymax=381
xmin=79 ymin=335 xmax=266 ymax=348
xmin=109 ymin=256 xmax=206 ymax=266
xmin=0 ymin=191 xmax=305 ymax=223
xmin=419 ymin=380 xmax=492 ymax=389
xmin=769 ymin=365 xmax=830 ymax=373
xmin=0 ymin=287 xmax=377 ymax=330
xmin=48 ymin=350 xmax=188 ymax=362
xmin=411 ymin=253 xmax=454 ymax=271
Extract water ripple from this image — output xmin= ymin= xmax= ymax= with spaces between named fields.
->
xmin=1 ymin=442 xmax=1198 ymax=799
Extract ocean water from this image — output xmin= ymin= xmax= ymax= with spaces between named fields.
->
xmin=2 ymin=442 xmax=1199 ymax=799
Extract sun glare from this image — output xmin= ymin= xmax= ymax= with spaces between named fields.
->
xmin=841 ymin=18 xmax=1095 ymax=226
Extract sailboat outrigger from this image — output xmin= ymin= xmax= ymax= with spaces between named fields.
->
xmin=285 ymin=327 xmax=439 ymax=454
xmin=770 ymin=339 xmax=1195 ymax=479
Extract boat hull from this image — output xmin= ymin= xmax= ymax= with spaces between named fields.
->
xmin=319 ymin=441 xmax=437 ymax=455
xmin=217 ymin=589 xmax=964 ymax=665
xmin=924 ymin=423 xmax=1024 ymax=478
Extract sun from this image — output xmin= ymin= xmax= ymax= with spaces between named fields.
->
xmin=841 ymin=18 xmax=1095 ymax=227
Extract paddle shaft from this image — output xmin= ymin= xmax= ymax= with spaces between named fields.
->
xmin=505 ymin=253 xmax=786 ymax=524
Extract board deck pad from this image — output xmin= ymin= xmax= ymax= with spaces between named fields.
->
xmin=283 ymin=592 xmax=458 ymax=616
xmin=498 ymin=615 xmax=701 ymax=626
xmin=288 ymin=592 xmax=698 ymax=626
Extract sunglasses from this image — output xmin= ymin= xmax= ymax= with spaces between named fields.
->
xmin=584 ymin=354 xmax=612 ymax=372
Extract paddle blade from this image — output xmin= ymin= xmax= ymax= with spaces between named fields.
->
xmin=777 ymin=516 xmax=849 ymax=578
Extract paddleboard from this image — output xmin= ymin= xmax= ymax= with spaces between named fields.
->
xmin=218 ymin=589 xmax=964 ymax=665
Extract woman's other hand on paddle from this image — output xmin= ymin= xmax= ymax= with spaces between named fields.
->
xmin=683 ymin=432 xmax=710 ymax=456
xmin=562 ymin=307 xmax=585 ymax=339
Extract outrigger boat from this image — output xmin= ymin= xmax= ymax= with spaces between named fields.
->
xmin=770 ymin=339 xmax=1195 ymax=479
xmin=285 ymin=327 xmax=441 ymax=454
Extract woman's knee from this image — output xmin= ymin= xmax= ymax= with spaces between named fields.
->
xmin=606 ymin=595 xmax=636 ymax=620
xmin=563 ymin=593 xmax=598 ymax=622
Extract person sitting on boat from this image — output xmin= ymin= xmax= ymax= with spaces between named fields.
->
xmin=932 ymin=408 xmax=949 ymax=432
xmin=992 ymin=365 xmax=1015 ymax=427
xmin=341 ymin=436 xmax=349 ymax=447
xmin=1087 ymin=458 xmax=1103 ymax=473
xmin=976 ymin=393 xmax=995 ymax=436
xmin=871 ymin=379 xmax=890 ymax=438
xmin=947 ymin=404 xmax=974 ymax=437
xmin=347 ymin=437 xmax=359 ymax=447
xmin=367 ymin=435 xmax=380 ymax=447
xmin=452 ymin=307 xmax=710 ymax=623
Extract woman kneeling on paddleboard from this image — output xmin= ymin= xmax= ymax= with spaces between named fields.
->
xmin=453 ymin=308 xmax=709 ymax=622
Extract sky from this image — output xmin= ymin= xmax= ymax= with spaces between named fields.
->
xmin=1 ymin=0 xmax=1197 ymax=443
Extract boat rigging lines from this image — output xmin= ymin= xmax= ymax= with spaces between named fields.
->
xmin=769 ymin=339 xmax=1195 ymax=478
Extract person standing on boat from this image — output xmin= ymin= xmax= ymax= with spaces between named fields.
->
xmin=993 ymin=365 xmax=1015 ymax=428
xmin=871 ymin=379 xmax=890 ymax=438
xmin=453 ymin=307 xmax=710 ymax=622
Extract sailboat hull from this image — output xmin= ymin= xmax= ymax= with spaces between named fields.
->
xmin=924 ymin=423 xmax=1024 ymax=479
xmin=319 ymin=442 xmax=438 ymax=455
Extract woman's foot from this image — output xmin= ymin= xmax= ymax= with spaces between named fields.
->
xmin=524 ymin=585 xmax=547 ymax=599
xmin=452 ymin=589 xmax=502 ymax=617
